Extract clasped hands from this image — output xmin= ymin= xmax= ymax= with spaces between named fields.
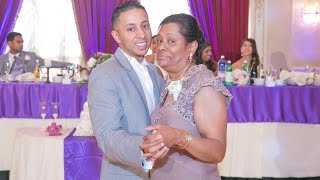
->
xmin=140 ymin=124 xmax=181 ymax=162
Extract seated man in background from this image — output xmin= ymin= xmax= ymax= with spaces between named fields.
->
xmin=0 ymin=32 xmax=72 ymax=77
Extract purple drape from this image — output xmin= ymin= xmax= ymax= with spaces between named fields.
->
xmin=72 ymin=0 xmax=134 ymax=61
xmin=189 ymin=0 xmax=249 ymax=62
xmin=0 ymin=0 xmax=23 ymax=54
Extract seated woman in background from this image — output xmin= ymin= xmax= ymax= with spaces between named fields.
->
xmin=195 ymin=42 xmax=217 ymax=76
xmin=145 ymin=35 xmax=168 ymax=79
xmin=145 ymin=35 xmax=158 ymax=64
xmin=232 ymin=38 xmax=260 ymax=77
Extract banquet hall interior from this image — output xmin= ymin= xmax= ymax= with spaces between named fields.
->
xmin=1 ymin=0 xmax=320 ymax=180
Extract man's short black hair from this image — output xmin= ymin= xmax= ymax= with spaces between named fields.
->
xmin=7 ymin=32 xmax=22 ymax=42
xmin=111 ymin=1 xmax=146 ymax=30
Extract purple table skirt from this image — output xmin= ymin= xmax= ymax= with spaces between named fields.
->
xmin=64 ymin=129 xmax=102 ymax=180
xmin=0 ymin=82 xmax=88 ymax=118
xmin=227 ymin=86 xmax=320 ymax=123
xmin=63 ymin=86 xmax=320 ymax=180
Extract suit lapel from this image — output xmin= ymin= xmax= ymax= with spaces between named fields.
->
xmin=115 ymin=49 xmax=149 ymax=112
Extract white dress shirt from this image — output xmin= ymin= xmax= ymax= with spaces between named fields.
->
xmin=120 ymin=49 xmax=155 ymax=115
xmin=8 ymin=52 xmax=20 ymax=66
xmin=120 ymin=49 xmax=156 ymax=171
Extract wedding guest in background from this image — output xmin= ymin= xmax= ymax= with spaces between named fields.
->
xmin=145 ymin=35 xmax=168 ymax=79
xmin=88 ymin=1 xmax=165 ymax=180
xmin=140 ymin=13 xmax=232 ymax=179
xmin=0 ymin=32 xmax=71 ymax=77
xmin=195 ymin=41 xmax=218 ymax=76
xmin=145 ymin=35 xmax=158 ymax=64
xmin=232 ymin=38 xmax=260 ymax=78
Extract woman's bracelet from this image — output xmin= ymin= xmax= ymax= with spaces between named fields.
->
xmin=179 ymin=131 xmax=192 ymax=149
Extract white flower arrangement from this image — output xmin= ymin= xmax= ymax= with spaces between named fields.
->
xmin=24 ymin=55 xmax=31 ymax=61
xmin=86 ymin=52 xmax=112 ymax=70
xmin=74 ymin=102 xmax=94 ymax=136
xmin=233 ymin=69 xmax=250 ymax=85
xmin=167 ymin=77 xmax=187 ymax=101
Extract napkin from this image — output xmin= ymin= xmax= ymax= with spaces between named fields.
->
xmin=279 ymin=70 xmax=315 ymax=86
xmin=15 ymin=72 xmax=34 ymax=82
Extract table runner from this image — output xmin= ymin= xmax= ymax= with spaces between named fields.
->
xmin=64 ymin=130 xmax=102 ymax=180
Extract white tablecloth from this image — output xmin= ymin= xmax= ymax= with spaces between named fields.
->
xmin=219 ymin=122 xmax=320 ymax=178
xmin=10 ymin=127 xmax=74 ymax=180
xmin=0 ymin=118 xmax=79 ymax=170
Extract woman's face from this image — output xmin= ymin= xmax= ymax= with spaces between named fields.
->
xmin=150 ymin=37 xmax=158 ymax=54
xmin=156 ymin=23 xmax=192 ymax=73
xmin=201 ymin=45 xmax=212 ymax=62
xmin=241 ymin=40 xmax=253 ymax=57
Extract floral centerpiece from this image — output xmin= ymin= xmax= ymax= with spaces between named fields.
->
xmin=86 ymin=52 xmax=112 ymax=70
xmin=233 ymin=69 xmax=250 ymax=85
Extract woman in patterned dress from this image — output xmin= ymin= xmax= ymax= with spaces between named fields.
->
xmin=140 ymin=14 xmax=232 ymax=180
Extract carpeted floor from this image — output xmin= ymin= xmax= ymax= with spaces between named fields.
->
xmin=222 ymin=177 xmax=320 ymax=180
xmin=1 ymin=171 xmax=319 ymax=180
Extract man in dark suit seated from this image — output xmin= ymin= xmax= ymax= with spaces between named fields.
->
xmin=0 ymin=32 xmax=72 ymax=77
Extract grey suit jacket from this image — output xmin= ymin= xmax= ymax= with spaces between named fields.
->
xmin=0 ymin=51 xmax=72 ymax=76
xmin=88 ymin=48 xmax=165 ymax=180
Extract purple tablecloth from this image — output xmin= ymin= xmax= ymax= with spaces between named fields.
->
xmin=0 ymin=82 xmax=88 ymax=118
xmin=64 ymin=130 xmax=102 ymax=180
xmin=63 ymin=85 xmax=320 ymax=180
xmin=227 ymin=86 xmax=320 ymax=123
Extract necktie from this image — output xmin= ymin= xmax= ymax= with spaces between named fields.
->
xmin=10 ymin=56 xmax=24 ymax=77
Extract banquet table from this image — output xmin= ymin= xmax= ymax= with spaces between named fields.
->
xmin=0 ymin=82 xmax=87 ymax=170
xmin=10 ymin=128 xmax=74 ymax=180
xmin=7 ymin=85 xmax=320 ymax=179
xmin=62 ymin=85 xmax=320 ymax=179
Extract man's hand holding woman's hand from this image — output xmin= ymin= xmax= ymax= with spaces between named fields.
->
xmin=140 ymin=125 xmax=185 ymax=162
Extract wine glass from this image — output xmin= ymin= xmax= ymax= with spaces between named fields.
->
xmin=52 ymin=102 xmax=59 ymax=121
xmin=40 ymin=102 xmax=47 ymax=119
xmin=4 ymin=62 xmax=10 ymax=82
xmin=40 ymin=66 xmax=47 ymax=82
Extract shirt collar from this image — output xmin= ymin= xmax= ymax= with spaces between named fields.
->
xmin=119 ymin=48 xmax=149 ymax=67
xmin=9 ymin=52 xmax=20 ymax=58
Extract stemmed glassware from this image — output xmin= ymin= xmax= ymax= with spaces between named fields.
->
xmin=4 ymin=62 xmax=10 ymax=82
xmin=40 ymin=102 xmax=47 ymax=120
xmin=52 ymin=102 xmax=59 ymax=121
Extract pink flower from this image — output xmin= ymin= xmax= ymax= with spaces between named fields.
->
xmin=46 ymin=122 xmax=63 ymax=136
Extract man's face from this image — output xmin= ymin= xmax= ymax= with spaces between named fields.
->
xmin=8 ymin=35 xmax=23 ymax=54
xmin=112 ymin=8 xmax=152 ymax=61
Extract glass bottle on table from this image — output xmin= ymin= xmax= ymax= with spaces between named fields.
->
xmin=225 ymin=60 xmax=233 ymax=86
xmin=257 ymin=58 xmax=265 ymax=78
xmin=34 ymin=59 xmax=40 ymax=81
xmin=242 ymin=60 xmax=250 ymax=85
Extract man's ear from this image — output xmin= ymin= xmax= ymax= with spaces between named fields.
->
xmin=7 ymin=41 xmax=12 ymax=48
xmin=111 ymin=30 xmax=121 ymax=44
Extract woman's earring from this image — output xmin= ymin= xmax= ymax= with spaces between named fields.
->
xmin=189 ymin=53 xmax=193 ymax=62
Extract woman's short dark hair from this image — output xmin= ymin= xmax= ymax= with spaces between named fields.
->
xmin=159 ymin=13 xmax=205 ymax=60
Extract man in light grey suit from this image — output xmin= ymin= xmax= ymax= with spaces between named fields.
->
xmin=88 ymin=1 xmax=165 ymax=180
xmin=0 ymin=32 xmax=71 ymax=77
